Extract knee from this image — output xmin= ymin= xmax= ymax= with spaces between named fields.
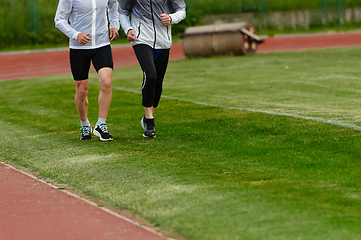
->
xmin=144 ymin=72 xmax=157 ymax=85
xmin=100 ymin=78 xmax=112 ymax=92
xmin=76 ymin=87 xmax=88 ymax=101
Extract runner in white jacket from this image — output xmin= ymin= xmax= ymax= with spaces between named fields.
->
xmin=118 ymin=0 xmax=186 ymax=138
xmin=55 ymin=0 xmax=120 ymax=141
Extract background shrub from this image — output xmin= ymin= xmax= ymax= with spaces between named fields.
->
xmin=2 ymin=0 xmax=361 ymax=49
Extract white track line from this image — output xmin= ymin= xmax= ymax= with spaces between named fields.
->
xmin=106 ymin=84 xmax=361 ymax=131
xmin=0 ymin=161 xmax=175 ymax=240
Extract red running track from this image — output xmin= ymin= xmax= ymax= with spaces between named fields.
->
xmin=0 ymin=162 xmax=171 ymax=240
xmin=2 ymin=32 xmax=361 ymax=81
xmin=2 ymin=32 xmax=361 ymax=240
xmin=0 ymin=43 xmax=185 ymax=81
xmin=257 ymin=31 xmax=361 ymax=53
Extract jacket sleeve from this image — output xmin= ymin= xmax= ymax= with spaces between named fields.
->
xmin=54 ymin=0 xmax=79 ymax=40
xmin=118 ymin=0 xmax=134 ymax=35
xmin=169 ymin=0 xmax=186 ymax=25
xmin=108 ymin=0 xmax=120 ymax=30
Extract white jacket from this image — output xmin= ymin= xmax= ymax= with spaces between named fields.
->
xmin=119 ymin=0 xmax=186 ymax=49
xmin=55 ymin=0 xmax=120 ymax=49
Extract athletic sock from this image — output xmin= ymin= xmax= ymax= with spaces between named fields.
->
xmin=96 ymin=117 xmax=106 ymax=127
xmin=81 ymin=119 xmax=91 ymax=127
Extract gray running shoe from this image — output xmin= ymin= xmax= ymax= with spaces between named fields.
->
xmin=141 ymin=117 xmax=156 ymax=138
xmin=93 ymin=123 xmax=113 ymax=141
xmin=80 ymin=126 xmax=92 ymax=140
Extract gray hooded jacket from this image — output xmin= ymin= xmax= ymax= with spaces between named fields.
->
xmin=55 ymin=0 xmax=119 ymax=49
xmin=119 ymin=0 xmax=186 ymax=49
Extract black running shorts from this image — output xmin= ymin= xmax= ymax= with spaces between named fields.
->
xmin=70 ymin=45 xmax=113 ymax=81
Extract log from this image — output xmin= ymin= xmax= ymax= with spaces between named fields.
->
xmin=180 ymin=22 xmax=263 ymax=58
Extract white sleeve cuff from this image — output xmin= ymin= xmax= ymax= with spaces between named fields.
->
xmin=72 ymin=32 xmax=81 ymax=40
xmin=126 ymin=27 xmax=134 ymax=34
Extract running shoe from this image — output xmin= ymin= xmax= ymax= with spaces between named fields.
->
xmin=80 ymin=126 xmax=92 ymax=140
xmin=141 ymin=117 xmax=156 ymax=138
xmin=93 ymin=123 xmax=113 ymax=141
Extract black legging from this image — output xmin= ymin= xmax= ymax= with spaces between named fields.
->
xmin=133 ymin=44 xmax=170 ymax=108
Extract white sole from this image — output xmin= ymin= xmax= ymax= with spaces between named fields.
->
xmin=93 ymin=129 xmax=113 ymax=141
xmin=143 ymin=134 xmax=156 ymax=138
xmin=141 ymin=118 xmax=146 ymax=130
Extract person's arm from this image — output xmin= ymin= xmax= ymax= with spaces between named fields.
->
xmin=54 ymin=0 xmax=80 ymax=41
xmin=118 ymin=0 xmax=134 ymax=37
xmin=54 ymin=1 xmax=91 ymax=45
xmin=169 ymin=0 xmax=186 ymax=24
xmin=108 ymin=0 xmax=120 ymax=41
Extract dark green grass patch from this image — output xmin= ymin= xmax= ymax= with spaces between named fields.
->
xmin=2 ymin=48 xmax=361 ymax=239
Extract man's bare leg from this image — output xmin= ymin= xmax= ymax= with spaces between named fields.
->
xmin=93 ymin=67 xmax=114 ymax=141
xmin=75 ymin=79 xmax=89 ymax=121
xmin=144 ymin=107 xmax=155 ymax=119
xmin=97 ymin=68 xmax=113 ymax=119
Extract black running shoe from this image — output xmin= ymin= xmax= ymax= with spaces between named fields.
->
xmin=141 ymin=117 xmax=156 ymax=138
xmin=80 ymin=126 xmax=92 ymax=140
xmin=93 ymin=123 xmax=113 ymax=141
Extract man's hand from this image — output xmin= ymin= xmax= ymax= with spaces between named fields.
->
xmin=77 ymin=33 xmax=91 ymax=45
xmin=160 ymin=13 xmax=171 ymax=26
xmin=127 ymin=29 xmax=136 ymax=42
xmin=109 ymin=28 xmax=119 ymax=41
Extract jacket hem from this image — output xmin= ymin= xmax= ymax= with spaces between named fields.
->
xmin=69 ymin=42 xmax=111 ymax=50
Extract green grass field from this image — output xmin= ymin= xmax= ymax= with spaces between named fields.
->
xmin=1 ymin=47 xmax=361 ymax=240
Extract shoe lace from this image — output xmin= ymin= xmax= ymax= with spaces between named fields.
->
xmin=99 ymin=123 xmax=109 ymax=133
xmin=82 ymin=126 xmax=91 ymax=135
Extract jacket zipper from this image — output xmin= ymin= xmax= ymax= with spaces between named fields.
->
xmin=137 ymin=23 xmax=141 ymax=38
xmin=150 ymin=0 xmax=156 ymax=48
xmin=167 ymin=26 xmax=170 ymax=40
xmin=91 ymin=0 xmax=97 ymax=47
